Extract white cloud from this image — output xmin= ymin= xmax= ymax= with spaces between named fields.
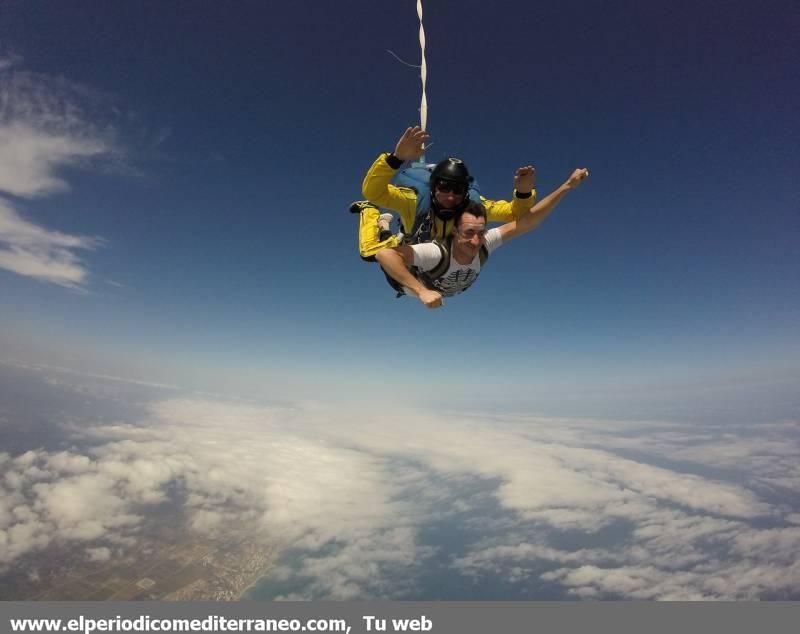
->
xmin=0 ymin=197 xmax=101 ymax=289
xmin=0 ymin=69 xmax=118 ymax=289
xmin=0 ymin=399 xmax=425 ymax=597
xmin=541 ymin=564 xmax=716 ymax=600
xmin=0 ymin=124 xmax=107 ymax=198
xmin=541 ymin=555 xmax=800 ymax=600
xmin=437 ymin=415 xmax=799 ymax=600
xmin=32 ymin=472 xmax=141 ymax=540
xmin=567 ymin=418 xmax=800 ymax=494
xmin=0 ymin=398 xmax=798 ymax=599
xmin=732 ymin=526 xmax=800 ymax=563
xmin=278 ymin=527 xmax=427 ymax=600
xmin=44 ymin=452 xmax=93 ymax=476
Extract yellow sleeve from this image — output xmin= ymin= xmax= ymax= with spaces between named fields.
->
xmin=361 ymin=153 xmax=419 ymax=232
xmin=481 ymin=189 xmax=538 ymax=222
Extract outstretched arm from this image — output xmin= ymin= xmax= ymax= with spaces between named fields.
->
xmin=375 ymin=246 xmax=444 ymax=309
xmin=497 ymin=168 xmax=589 ymax=242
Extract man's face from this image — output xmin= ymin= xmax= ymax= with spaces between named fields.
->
xmin=434 ymin=180 xmax=466 ymax=210
xmin=452 ymin=212 xmax=487 ymax=259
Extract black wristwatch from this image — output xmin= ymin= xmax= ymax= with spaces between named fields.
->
xmin=386 ymin=153 xmax=404 ymax=169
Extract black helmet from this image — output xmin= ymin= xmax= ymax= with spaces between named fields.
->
xmin=430 ymin=158 xmax=472 ymax=189
xmin=429 ymin=158 xmax=473 ymax=217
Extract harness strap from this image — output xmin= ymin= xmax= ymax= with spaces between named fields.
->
xmin=428 ymin=238 xmax=452 ymax=280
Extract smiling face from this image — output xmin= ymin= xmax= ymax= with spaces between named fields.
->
xmin=451 ymin=208 xmax=487 ymax=262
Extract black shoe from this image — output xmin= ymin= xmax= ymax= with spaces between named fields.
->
xmin=349 ymin=200 xmax=377 ymax=214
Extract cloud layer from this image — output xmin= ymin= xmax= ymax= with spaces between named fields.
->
xmin=1 ymin=394 xmax=798 ymax=600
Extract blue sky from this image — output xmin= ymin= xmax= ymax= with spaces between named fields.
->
xmin=1 ymin=0 xmax=798 ymax=422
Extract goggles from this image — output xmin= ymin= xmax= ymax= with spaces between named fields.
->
xmin=434 ymin=180 xmax=467 ymax=196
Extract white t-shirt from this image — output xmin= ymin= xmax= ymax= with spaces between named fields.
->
xmin=408 ymin=228 xmax=504 ymax=297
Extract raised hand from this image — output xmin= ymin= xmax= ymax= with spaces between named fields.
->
xmin=394 ymin=126 xmax=431 ymax=162
xmin=513 ymin=165 xmax=536 ymax=193
xmin=566 ymin=168 xmax=589 ymax=189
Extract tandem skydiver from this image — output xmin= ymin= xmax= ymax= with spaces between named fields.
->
xmin=350 ymin=126 xmax=537 ymax=260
